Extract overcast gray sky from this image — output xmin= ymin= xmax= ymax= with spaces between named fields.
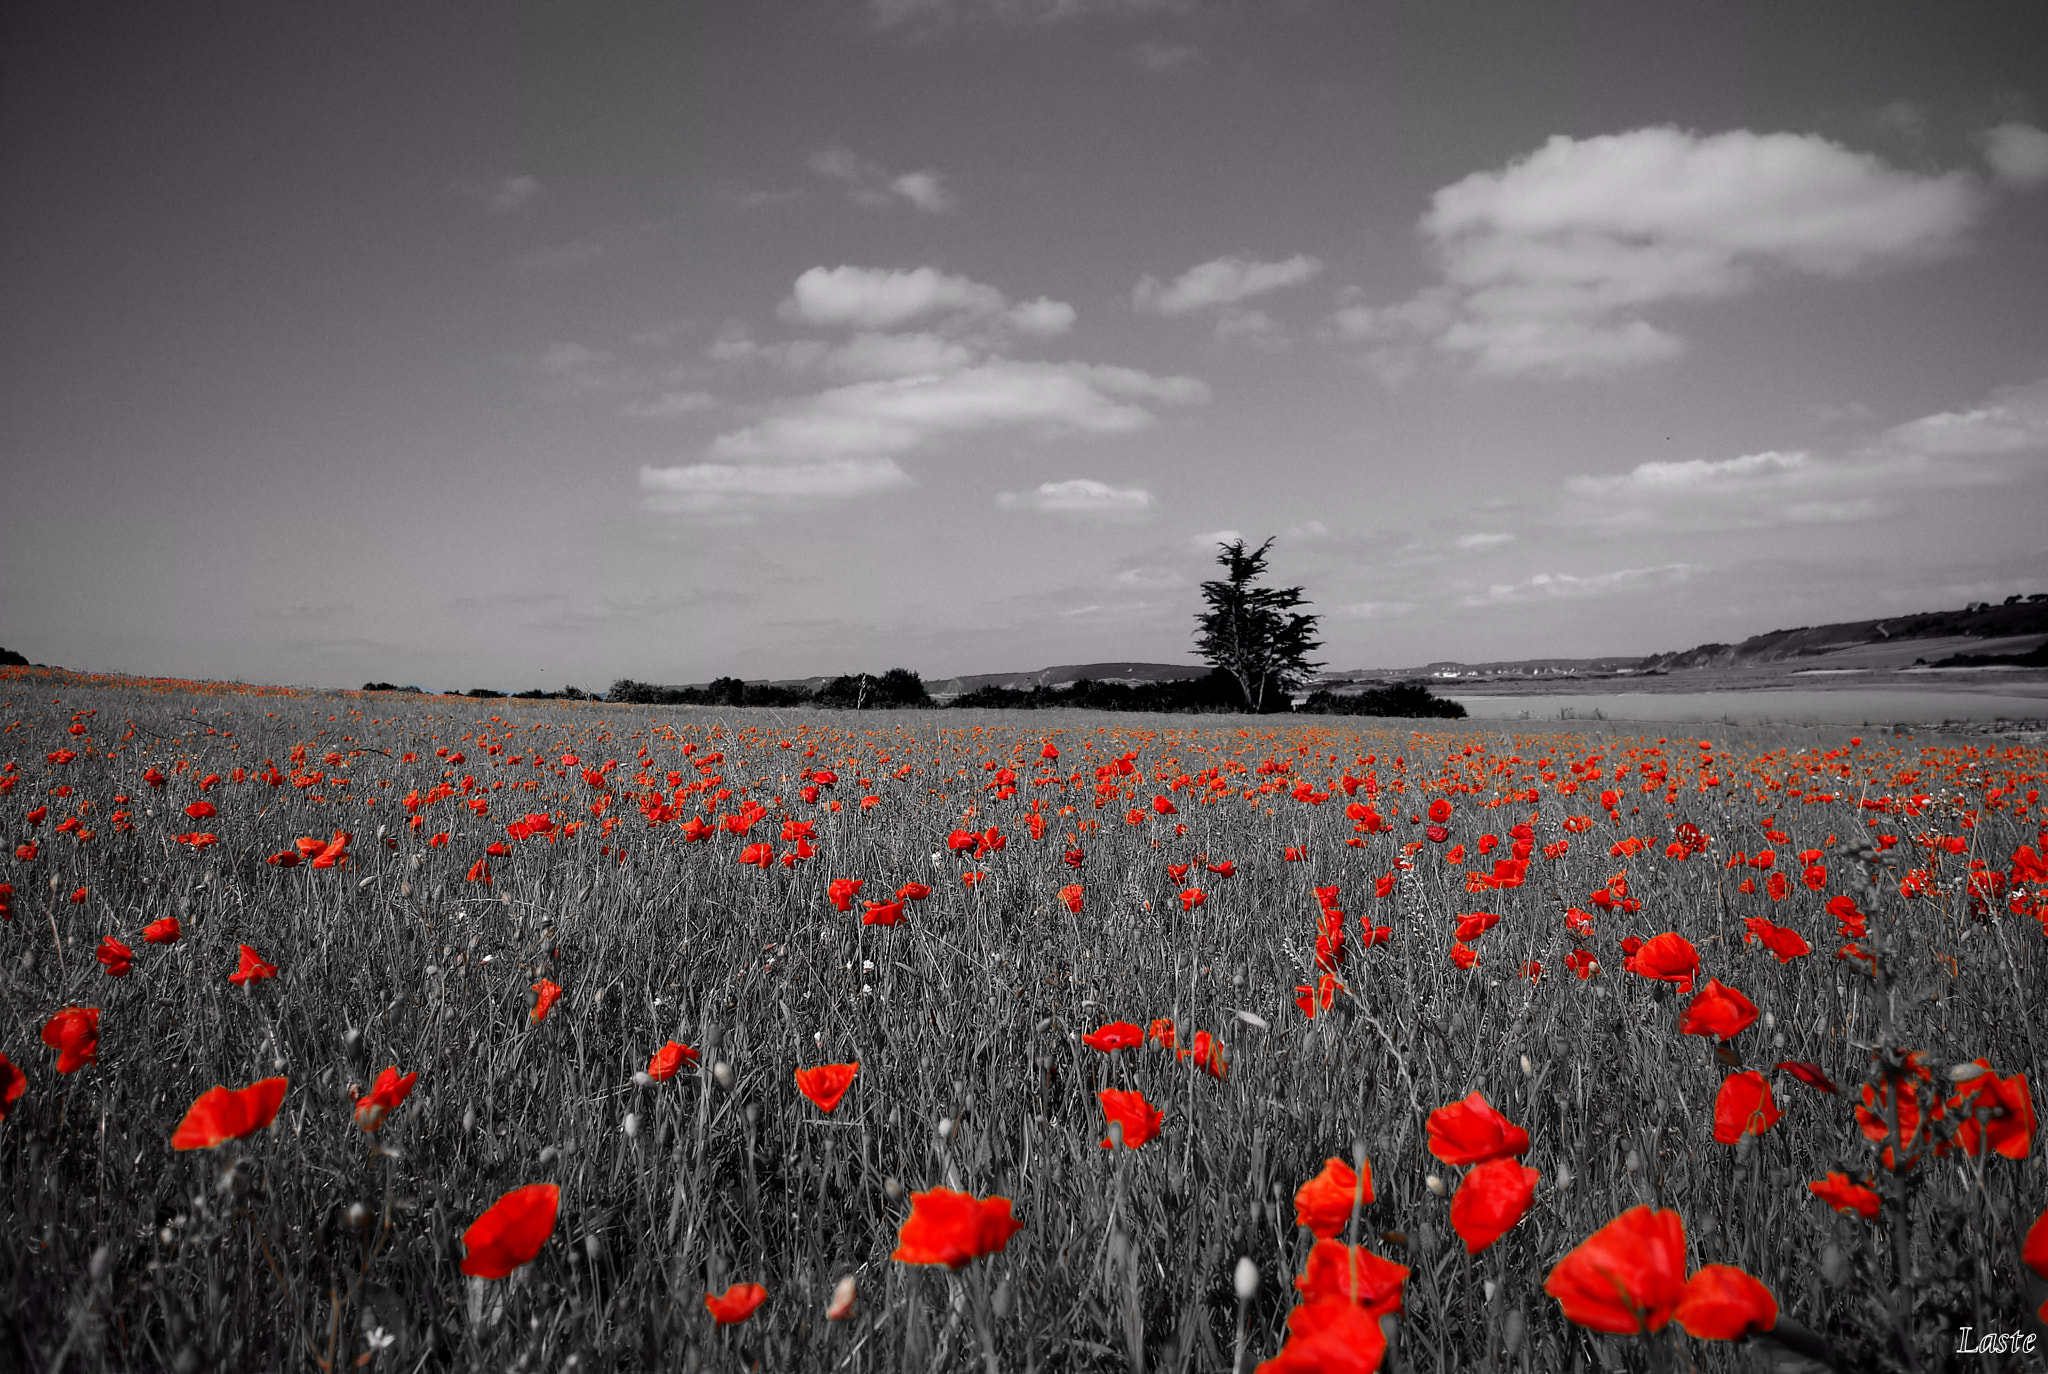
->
xmin=4 ymin=0 xmax=2047 ymax=687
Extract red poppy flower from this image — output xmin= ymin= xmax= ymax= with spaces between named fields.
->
xmin=1451 ymin=912 xmax=1501 ymax=941
xmin=1712 ymin=1071 xmax=1783 ymax=1144
xmin=1178 ymin=887 xmax=1205 ymax=912
xmin=96 ymin=936 xmax=134 ymax=978
xmin=737 ymin=842 xmax=773 ymax=868
xmin=891 ymin=1187 xmax=1023 ymax=1268
xmin=1807 ymin=1171 xmax=1880 ymax=1219
xmin=143 ymin=916 xmax=181 ymax=944
xmin=705 ymin=1282 xmax=768 ymax=1326
xmin=1083 ymin=1021 xmax=1143 ymax=1052
xmin=40 ymin=1006 xmax=99 ymax=1073
xmin=460 ymin=1183 xmax=560 ymax=1278
xmin=1294 ymin=1157 xmax=1373 ymax=1240
xmin=1449 ymin=1157 xmax=1540 ymax=1254
xmin=172 ymin=1077 xmax=289 ymax=1149
xmin=354 ymin=1066 xmax=417 ymax=1131
xmin=1449 ymin=942 xmax=1478 ymax=970
xmin=895 ymin=881 xmax=933 ymax=902
xmin=1207 ymin=859 xmax=1237 ymax=878
xmin=1057 ymin=883 xmax=1084 ymax=913
xmin=1254 ymin=1295 xmax=1388 ymax=1374
xmin=184 ymin=800 xmax=217 ymax=820
xmin=861 ymin=899 xmax=905 ymax=926
xmin=227 ymin=944 xmax=277 ymax=986
xmin=1283 ymin=846 xmax=1306 ymax=862
xmin=2025 ymin=1205 xmax=2048 ymax=1281
xmin=1427 ymin=1091 xmax=1530 ymax=1165
xmin=1293 ymin=1239 xmax=1409 ymax=1315
xmin=647 ymin=1041 xmax=698 ymax=1081
xmin=1544 ymin=1206 xmax=1688 ymax=1334
xmin=529 ymin=979 xmax=562 ymax=1025
xmin=1063 ymin=848 xmax=1086 ymax=869
xmin=1674 ymin=1264 xmax=1777 ymax=1340
xmin=1631 ymin=933 xmax=1699 ymax=993
xmin=1098 ymin=1088 xmax=1163 ymax=1148
xmin=1741 ymin=917 xmax=1811 ymax=962
xmin=1679 ymin=979 xmax=1759 ymax=1042
xmin=1180 ymin=1030 xmax=1227 ymax=1079
xmin=1564 ymin=948 xmax=1599 ymax=979
xmin=827 ymin=877 xmax=863 ymax=912
xmin=1428 ymin=798 xmax=1453 ymax=824
xmin=1946 ymin=1062 xmax=2036 ymax=1160
xmin=0 ymin=1053 xmax=26 ymax=1119
xmin=1775 ymin=1061 xmax=1838 ymax=1094
xmin=1148 ymin=1017 xmax=1176 ymax=1049
xmin=796 ymin=1062 xmax=859 ymax=1113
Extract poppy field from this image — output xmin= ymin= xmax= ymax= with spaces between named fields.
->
xmin=2 ymin=665 xmax=2046 ymax=1372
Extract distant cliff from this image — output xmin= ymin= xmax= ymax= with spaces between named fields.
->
xmin=1638 ymin=596 xmax=2048 ymax=671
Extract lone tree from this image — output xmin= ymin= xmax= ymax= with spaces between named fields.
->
xmin=1193 ymin=536 xmax=1323 ymax=712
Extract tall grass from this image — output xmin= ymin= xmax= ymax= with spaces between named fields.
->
xmin=1 ymin=674 xmax=2042 ymax=1371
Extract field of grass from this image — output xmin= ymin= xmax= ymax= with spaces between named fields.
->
xmin=2 ymin=665 xmax=2044 ymax=1372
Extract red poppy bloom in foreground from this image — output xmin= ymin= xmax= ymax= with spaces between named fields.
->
xmin=1544 ymin=1206 xmax=1688 ymax=1334
xmin=1058 ymin=883 xmax=1084 ymax=913
xmin=1946 ymin=1061 xmax=2037 ymax=1160
xmin=891 ymin=1188 xmax=1023 ymax=1268
xmin=896 ymin=880 xmax=933 ymax=901
xmin=1449 ymin=1157 xmax=1540 ymax=1254
xmin=0 ymin=1053 xmax=26 ymax=1119
xmin=2025 ymin=1204 xmax=2048 ymax=1282
xmin=646 ymin=1041 xmax=698 ymax=1082
xmin=1679 ymin=979 xmax=1759 ymax=1042
xmin=1294 ymin=1239 xmax=1409 ymax=1315
xmin=1776 ymin=1061 xmax=1838 ymax=1094
xmin=460 ymin=1183 xmax=560 ymax=1278
xmin=1083 ymin=1021 xmax=1144 ymax=1052
xmin=1255 ymin=1296 xmax=1388 ymax=1374
xmin=41 ymin=1006 xmax=100 ymax=1074
xmin=1631 ymin=933 xmax=1699 ymax=993
xmin=1294 ymin=1157 xmax=1373 ymax=1240
xmin=142 ymin=916 xmax=181 ymax=945
xmin=796 ymin=1062 xmax=859 ymax=1113
xmin=96 ymin=936 xmax=134 ymax=978
xmin=1808 ymin=1171 xmax=1881 ymax=1220
xmin=1742 ymin=916 xmax=1811 ymax=963
xmin=861 ymin=899 xmax=905 ymax=926
xmin=530 ymin=979 xmax=562 ymax=1025
xmin=228 ymin=944 xmax=277 ymax=986
xmin=1427 ymin=1091 xmax=1529 ymax=1165
xmin=172 ymin=1077 xmax=289 ymax=1150
xmin=354 ymin=1067 xmax=418 ymax=1131
xmin=1673 ymin=1264 xmax=1778 ymax=1340
xmin=1713 ymin=1071 xmax=1783 ymax=1144
xmin=705 ymin=1282 xmax=768 ymax=1326
xmin=1098 ymin=1088 xmax=1163 ymax=1148
xmin=827 ymin=877 xmax=863 ymax=912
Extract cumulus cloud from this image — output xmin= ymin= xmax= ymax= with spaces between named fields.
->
xmin=708 ymin=360 xmax=1207 ymax=462
xmin=822 ymin=332 xmax=979 ymax=380
xmin=1981 ymin=122 xmax=2048 ymax=190
xmin=1343 ymin=601 xmax=1417 ymax=619
xmin=1006 ymin=297 xmax=1078 ymax=337
xmin=782 ymin=265 xmax=1009 ymax=329
xmin=1135 ymin=254 xmax=1324 ymax=316
xmin=639 ymin=458 xmax=910 ymax=514
xmin=1454 ymin=532 xmax=1515 ymax=549
xmin=998 ymin=478 xmax=1156 ymax=518
xmin=1467 ymin=563 xmax=1698 ymax=605
xmin=1881 ymin=377 xmax=2048 ymax=455
xmin=1190 ymin=528 xmax=1243 ymax=550
xmin=809 ymin=146 xmax=957 ymax=212
xmin=1335 ymin=126 xmax=1985 ymax=378
xmin=1567 ymin=449 xmax=1810 ymax=499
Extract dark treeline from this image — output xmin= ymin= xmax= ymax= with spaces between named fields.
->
xmin=609 ymin=667 xmax=1466 ymax=717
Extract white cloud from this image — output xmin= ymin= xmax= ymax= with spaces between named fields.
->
xmin=1468 ymin=563 xmax=1698 ymax=605
xmin=1343 ymin=601 xmax=1416 ymax=619
xmin=1337 ymin=126 xmax=1984 ymax=378
xmin=1006 ymin=298 xmax=1077 ymax=337
xmin=809 ymin=147 xmax=956 ymax=213
xmin=1454 ymin=532 xmax=1515 ymax=549
xmin=782 ymin=265 xmax=1007 ymax=329
xmin=823 ymin=332 xmax=979 ymax=380
xmin=1135 ymin=254 xmax=1325 ymax=316
xmin=1567 ymin=449 xmax=1810 ymax=498
xmin=1882 ymin=378 xmax=2048 ymax=455
xmin=1190 ymin=528 xmax=1243 ymax=550
xmin=998 ymin=478 xmax=1156 ymax=518
xmin=619 ymin=390 xmax=718 ymax=420
xmin=707 ymin=360 xmax=1207 ymax=461
xmin=639 ymin=458 xmax=909 ymax=513
xmin=1981 ymin=123 xmax=2048 ymax=190
xmin=1212 ymin=308 xmax=1290 ymax=350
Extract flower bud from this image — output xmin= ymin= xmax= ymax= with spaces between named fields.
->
xmin=1425 ymin=1174 xmax=1446 ymax=1197
xmin=621 ymin=1112 xmax=639 ymax=1139
xmin=1233 ymin=1257 xmax=1259 ymax=1302
xmin=713 ymin=1061 xmax=735 ymax=1089
xmin=827 ymin=1275 xmax=857 ymax=1321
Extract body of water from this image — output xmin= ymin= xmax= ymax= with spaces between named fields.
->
xmin=1444 ymin=686 xmax=2048 ymax=726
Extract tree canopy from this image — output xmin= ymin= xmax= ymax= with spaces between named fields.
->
xmin=1192 ymin=537 xmax=1323 ymax=712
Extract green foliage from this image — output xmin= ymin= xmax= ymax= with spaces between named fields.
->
xmin=1300 ymin=682 xmax=1469 ymax=719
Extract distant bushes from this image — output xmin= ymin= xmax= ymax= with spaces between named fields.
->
xmin=1299 ymin=681 xmax=1468 ymax=719
xmin=609 ymin=669 xmax=932 ymax=710
xmin=949 ymin=669 xmax=1249 ymax=713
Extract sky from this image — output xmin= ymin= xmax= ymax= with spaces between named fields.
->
xmin=4 ymin=0 xmax=2047 ymax=689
